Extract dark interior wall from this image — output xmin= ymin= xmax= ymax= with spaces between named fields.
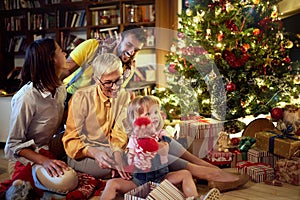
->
xmin=282 ymin=13 xmax=300 ymax=62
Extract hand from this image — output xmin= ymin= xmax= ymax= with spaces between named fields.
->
xmin=42 ymin=158 xmax=69 ymax=177
xmin=111 ymin=151 xmax=132 ymax=180
xmin=88 ymin=147 xmax=115 ymax=169
xmin=157 ymin=141 xmax=169 ymax=156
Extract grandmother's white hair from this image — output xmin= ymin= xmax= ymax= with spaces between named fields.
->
xmin=92 ymin=53 xmax=122 ymax=79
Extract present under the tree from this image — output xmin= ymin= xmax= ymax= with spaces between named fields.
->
xmin=178 ymin=118 xmax=223 ymax=158
xmin=275 ymin=157 xmax=300 ymax=186
xmin=124 ymin=180 xmax=185 ymax=200
xmin=255 ymin=131 xmax=300 ymax=159
xmin=236 ymin=161 xmax=275 ymax=183
xmin=247 ymin=148 xmax=279 ymax=168
xmin=206 ymin=149 xmax=232 ymax=162
xmin=204 ymin=150 xmax=232 ymax=168
xmin=230 ymin=149 xmax=247 ymax=168
xmin=124 ymin=182 xmax=158 ymax=200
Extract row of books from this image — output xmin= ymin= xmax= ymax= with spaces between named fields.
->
xmin=60 ymin=33 xmax=85 ymax=54
xmin=7 ymin=36 xmax=26 ymax=53
xmin=5 ymin=16 xmax=25 ymax=31
xmin=90 ymin=26 xmax=119 ymax=40
xmin=2 ymin=0 xmax=41 ymax=10
xmin=58 ymin=10 xmax=86 ymax=28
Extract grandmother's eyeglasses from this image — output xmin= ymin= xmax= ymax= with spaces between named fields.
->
xmin=97 ymin=76 xmax=124 ymax=89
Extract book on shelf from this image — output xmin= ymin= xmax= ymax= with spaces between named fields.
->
xmin=14 ymin=37 xmax=24 ymax=52
xmin=70 ymin=12 xmax=79 ymax=27
xmin=75 ymin=10 xmax=85 ymax=27
xmin=60 ymin=32 xmax=85 ymax=53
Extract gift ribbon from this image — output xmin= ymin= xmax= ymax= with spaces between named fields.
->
xmin=266 ymin=131 xmax=300 ymax=154
xmin=197 ymin=118 xmax=214 ymax=152
xmin=237 ymin=161 xmax=272 ymax=181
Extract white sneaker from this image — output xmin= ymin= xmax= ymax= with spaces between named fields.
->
xmin=5 ymin=179 xmax=32 ymax=200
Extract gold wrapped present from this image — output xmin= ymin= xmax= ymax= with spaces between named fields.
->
xmin=255 ymin=131 xmax=300 ymax=159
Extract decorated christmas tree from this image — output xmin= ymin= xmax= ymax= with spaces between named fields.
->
xmin=158 ymin=0 xmax=300 ymax=121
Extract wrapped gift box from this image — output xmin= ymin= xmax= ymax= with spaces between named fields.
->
xmin=206 ymin=150 xmax=232 ymax=162
xmin=247 ymin=148 xmax=280 ymax=168
xmin=178 ymin=118 xmax=223 ymax=158
xmin=236 ymin=161 xmax=275 ymax=183
xmin=230 ymin=150 xmax=247 ymax=168
xmin=255 ymin=131 xmax=300 ymax=159
xmin=124 ymin=180 xmax=185 ymax=200
xmin=124 ymin=182 xmax=158 ymax=200
xmin=276 ymin=157 xmax=300 ymax=185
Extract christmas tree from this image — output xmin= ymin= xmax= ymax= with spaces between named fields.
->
xmin=158 ymin=0 xmax=300 ymax=121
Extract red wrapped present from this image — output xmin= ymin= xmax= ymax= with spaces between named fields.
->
xmin=178 ymin=118 xmax=223 ymax=158
xmin=236 ymin=161 xmax=275 ymax=183
xmin=276 ymin=157 xmax=300 ymax=185
xmin=206 ymin=150 xmax=232 ymax=162
xmin=247 ymin=148 xmax=280 ymax=168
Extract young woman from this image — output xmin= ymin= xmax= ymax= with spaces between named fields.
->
xmin=2 ymin=38 xmax=78 ymax=199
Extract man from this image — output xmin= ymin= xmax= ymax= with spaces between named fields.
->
xmin=62 ymin=26 xmax=146 ymax=101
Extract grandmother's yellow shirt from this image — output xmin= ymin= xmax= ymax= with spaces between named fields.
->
xmin=62 ymin=85 xmax=130 ymax=159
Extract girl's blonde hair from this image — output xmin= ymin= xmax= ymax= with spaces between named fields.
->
xmin=124 ymin=95 xmax=164 ymax=135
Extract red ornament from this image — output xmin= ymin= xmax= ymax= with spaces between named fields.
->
xmin=168 ymin=63 xmax=177 ymax=74
xmin=226 ymin=82 xmax=236 ymax=92
xmin=270 ymin=107 xmax=284 ymax=121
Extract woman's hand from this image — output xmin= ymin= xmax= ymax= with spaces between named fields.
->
xmin=112 ymin=151 xmax=132 ymax=180
xmin=42 ymin=158 xmax=69 ymax=177
xmin=87 ymin=147 xmax=115 ymax=169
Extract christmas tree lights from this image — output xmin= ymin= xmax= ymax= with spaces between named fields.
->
xmin=158 ymin=0 xmax=300 ymax=120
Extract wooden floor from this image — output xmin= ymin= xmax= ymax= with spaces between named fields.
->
xmin=0 ymin=147 xmax=299 ymax=200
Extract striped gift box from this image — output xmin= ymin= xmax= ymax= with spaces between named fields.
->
xmin=237 ymin=161 xmax=275 ymax=183
xmin=124 ymin=180 xmax=185 ymax=200
xmin=247 ymin=148 xmax=280 ymax=168
xmin=147 ymin=179 xmax=185 ymax=200
xmin=178 ymin=118 xmax=223 ymax=158
xmin=124 ymin=182 xmax=158 ymax=200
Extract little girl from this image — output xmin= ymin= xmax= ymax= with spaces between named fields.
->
xmin=100 ymin=95 xmax=220 ymax=200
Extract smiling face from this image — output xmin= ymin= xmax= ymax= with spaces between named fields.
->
xmin=140 ymin=104 xmax=162 ymax=131
xmin=116 ymin=33 xmax=144 ymax=65
xmin=95 ymin=69 xmax=123 ymax=98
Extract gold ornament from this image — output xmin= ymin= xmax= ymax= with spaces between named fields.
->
xmin=285 ymin=40 xmax=294 ymax=49
xmin=294 ymin=74 xmax=300 ymax=84
xmin=186 ymin=8 xmax=193 ymax=16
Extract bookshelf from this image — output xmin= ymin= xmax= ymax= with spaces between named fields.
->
xmin=0 ymin=0 xmax=177 ymax=93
